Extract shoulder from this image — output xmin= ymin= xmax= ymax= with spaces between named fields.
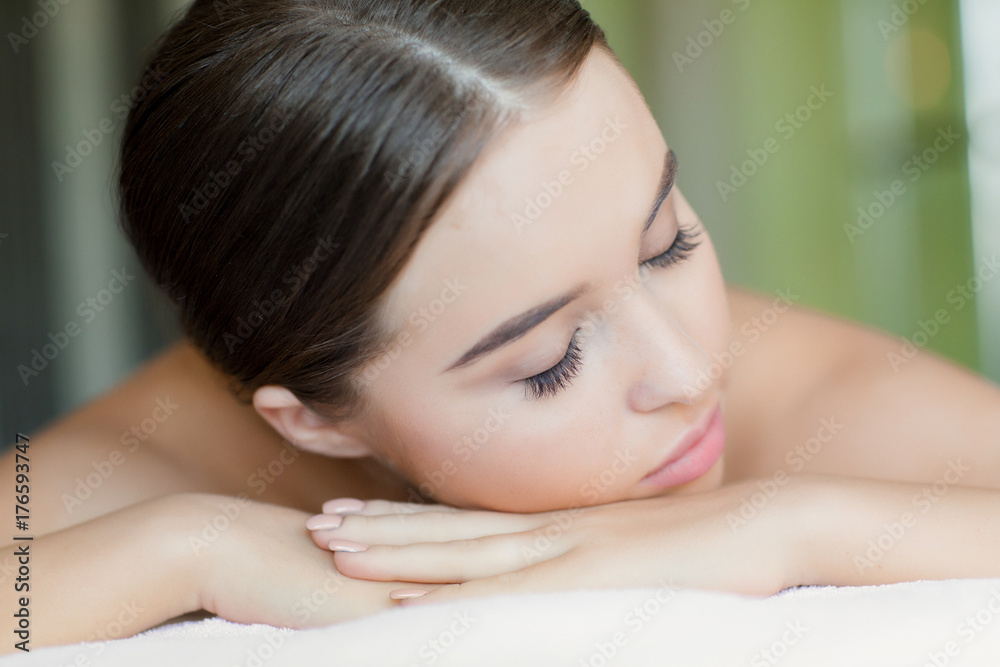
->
xmin=723 ymin=285 xmax=866 ymax=420
xmin=725 ymin=285 xmax=882 ymax=368
xmin=722 ymin=285 xmax=1000 ymax=487
xmin=721 ymin=285 xmax=887 ymax=479
xmin=1 ymin=412 xmax=210 ymax=539
xmin=3 ymin=341 xmax=239 ymax=535
xmin=8 ymin=340 xmax=408 ymax=533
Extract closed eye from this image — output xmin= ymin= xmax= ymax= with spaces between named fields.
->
xmin=521 ymin=328 xmax=584 ymax=400
xmin=641 ymin=225 xmax=702 ymax=269
xmin=518 ymin=225 xmax=703 ymax=401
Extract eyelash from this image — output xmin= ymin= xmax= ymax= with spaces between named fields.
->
xmin=522 ymin=328 xmax=584 ymax=401
xmin=641 ymin=224 xmax=702 ymax=270
xmin=520 ymin=225 xmax=703 ymax=401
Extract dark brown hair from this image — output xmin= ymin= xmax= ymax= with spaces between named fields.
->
xmin=118 ymin=0 xmax=609 ymax=420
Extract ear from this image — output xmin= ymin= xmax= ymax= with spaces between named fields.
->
xmin=252 ymin=385 xmax=373 ymax=458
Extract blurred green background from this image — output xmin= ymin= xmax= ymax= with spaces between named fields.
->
xmin=586 ymin=0 xmax=1000 ymax=383
xmin=2 ymin=0 xmax=999 ymax=438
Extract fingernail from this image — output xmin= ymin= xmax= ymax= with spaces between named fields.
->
xmin=389 ymin=588 xmax=428 ymax=600
xmin=323 ymin=498 xmax=366 ymax=514
xmin=327 ymin=539 xmax=368 ymax=553
xmin=305 ymin=514 xmax=344 ymax=530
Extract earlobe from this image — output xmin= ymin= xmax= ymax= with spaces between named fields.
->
xmin=252 ymin=385 xmax=374 ymax=458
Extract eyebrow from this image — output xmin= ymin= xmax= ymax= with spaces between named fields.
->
xmin=443 ymin=286 xmax=586 ymax=372
xmin=444 ymin=147 xmax=677 ymax=373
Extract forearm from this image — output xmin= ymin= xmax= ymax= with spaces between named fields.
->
xmin=798 ymin=473 xmax=1000 ymax=587
xmin=1 ymin=494 xmax=203 ymax=654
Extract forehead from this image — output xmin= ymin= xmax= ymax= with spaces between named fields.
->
xmin=376 ymin=48 xmax=665 ymax=358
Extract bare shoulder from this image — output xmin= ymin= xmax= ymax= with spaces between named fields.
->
xmin=2 ymin=340 xmax=412 ymax=540
xmin=722 ymin=285 xmax=858 ymax=454
xmin=723 ymin=285 xmax=1000 ymax=488
xmin=1 ymin=342 xmax=222 ymax=540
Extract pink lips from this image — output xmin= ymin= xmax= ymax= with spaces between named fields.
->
xmin=638 ymin=405 xmax=726 ymax=490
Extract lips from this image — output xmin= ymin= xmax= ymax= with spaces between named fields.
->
xmin=638 ymin=404 xmax=726 ymax=489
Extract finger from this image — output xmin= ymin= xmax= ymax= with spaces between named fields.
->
xmin=314 ymin=509 xmax=542 ymax=546
xmin=321 ymin=497 xmax=466 ymax=516
xmin=309 ymin=527 xmax=343 ymax=549
xmin=332 ymin=530 xmax=572 ymax=583
xmin=397 ymin=553 xmax=604 ymax=607
xmin=397 ymin=552 xmax=682 ymax=608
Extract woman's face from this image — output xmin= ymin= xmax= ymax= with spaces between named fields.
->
xmin=359 ymin=48 xmax=733 ymax=512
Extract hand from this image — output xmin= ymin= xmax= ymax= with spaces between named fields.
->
xmin=182 ymin=493 xmax=428 ymax=627
xmin=305 ymin=478 xmax=811 ymax=606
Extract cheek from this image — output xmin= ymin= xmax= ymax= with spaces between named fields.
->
xmin=381 ymin=393 xmax=624 ymax=512
xmin=368 ymin=229 xmax=730 ymax=512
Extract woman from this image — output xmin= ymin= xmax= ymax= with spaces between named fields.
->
xmin=4 ymin=0 xmax=1000 ymax=652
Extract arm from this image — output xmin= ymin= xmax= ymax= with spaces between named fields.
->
xmin=800 ymin=473 xmax=1000 ymax=587
xmin=1 ymin=491 xmax=429 ymax=654
xmin=1 ymin=494 xmax=201 ymax=654
xmin=304 ymin=473 xmax=1000 ymax=605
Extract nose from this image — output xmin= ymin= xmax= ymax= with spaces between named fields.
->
xmin=616 ymin=290 xmax=712 ymax=413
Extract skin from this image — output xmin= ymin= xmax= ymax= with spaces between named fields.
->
xmin=255 ymin=47 xmax=732 ymax=512
xmin=4 ymin=47 xmax=1000 ymax=648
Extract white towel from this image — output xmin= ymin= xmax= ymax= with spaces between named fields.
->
xmin=9 ymin=578 xmax=1000 ymax=666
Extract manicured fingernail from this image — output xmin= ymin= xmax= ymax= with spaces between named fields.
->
xmin=327 ymin=539 xmax=368 ymax=553
xmin=323 ymin=498 xmax=366 ymax=514
xmin=305 ymin=514 xmax=344 ymax=530
xmin=389 ymin=588 xmax=428 ymax=600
